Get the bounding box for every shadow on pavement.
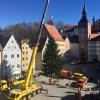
[47,95,61,98]
[64,91,76,94]
[61,95,74,100]
[57,85,66,88]
[70,82,77,88]
[82,93,100,100]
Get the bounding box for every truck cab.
[73,73,83,80]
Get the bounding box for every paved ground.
[31,75,99,100]
[0,62,99,100]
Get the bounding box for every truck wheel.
[32,91,36,96]
[36,89,40,94]
[21,96,26,100]
[27,95,31,100]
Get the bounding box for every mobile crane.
[2,0,50,100]
[0,80,25,92]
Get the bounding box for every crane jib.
[24,0,50,89]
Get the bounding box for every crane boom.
[24,0,50,89]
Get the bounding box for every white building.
[97,41,100,61]
[88,41,97,61]
[1,35,21,79]
[88,34,100,61]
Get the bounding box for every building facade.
[21,40,32,73]
[1,35,21,79]
[42,24,66,59]
[97,41,100,61]
[88,35,100,61]
[88,41,97,61]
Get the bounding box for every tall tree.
[42,37,63,78]
[1,60,14,80]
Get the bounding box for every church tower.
[78,4,91,60]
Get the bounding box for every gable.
[22,42,29,48]
[3,35,21,51]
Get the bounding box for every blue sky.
[0,0,100,28]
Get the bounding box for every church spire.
[82,3,87,16]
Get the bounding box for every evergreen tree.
[42,37,63,78]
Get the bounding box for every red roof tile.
[89,33,100,40]
[44,24,64,41]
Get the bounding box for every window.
[17,54,19,58]
[26,52,28,54]
[11,54,14,58]
[23,64,25,67]
[23,52,24,55]
[17,64,20,68]
[4,55,7,58]
[23,58,25,60]
[26,57,28,60]
[26,47,28,49]
[18,74,20,77]
[26,63,28,66]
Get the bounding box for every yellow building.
[55,41,66,55]
[42,24,66,58]
[21,40,32,73]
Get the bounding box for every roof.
[44,24,64,41]
[78,4,88,27]
[89,33,100,41]
[63,24,75,30]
